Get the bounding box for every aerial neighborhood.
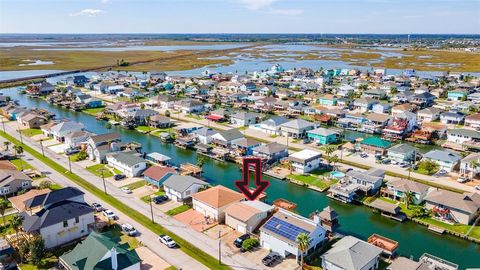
[1,64,479,270]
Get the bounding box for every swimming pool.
[330,171,345,178]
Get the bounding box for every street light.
[149,196,155,223]
[68,155,72,173]
[101,169,107,195]
[1,118,5,133]
[17,128,23,144]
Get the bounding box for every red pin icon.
[234,157,270,201]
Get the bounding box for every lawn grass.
[185,114,203,120]
[166,205,192,216]
[151,128,173,137]
[164,266,178,270]
[82,106,105,116]
[10,158,34,171]
[110,224,142,249]
[0,214,15,237]
[86,164,114,178]
[122,180,145,190]
[20,128,43,137]
[135,125,156,133]
[0,131,231,270]
[140,191,166,203]
[49,183,63,191]
[287,169,337,190]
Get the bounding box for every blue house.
[307,127,339,145]
[162,82,174,91]
[318,94,337,106]
[448,89,468,101]
[143,166,177,188]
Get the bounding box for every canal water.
[1,87,479,268]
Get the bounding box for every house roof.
[193,127,217,137]
[143,166,176,182]
[59,231,141,270]
[253,142,288,155]
[107,151,146,167]
[386,179,430,194]
[24,187,85,209]
[322,236,383,270]
[231,111,258,120]
[418,107,442,115]
[447,128,480,139]
[360,137,392,149]
[0,169,31,187]
[347,169,384,184]
[425,190,480,214]
[280,119,314,130]
[232,138,261,148]
[21,200,93,233]
[8,189,50,212]
[289,149,322,163]
[260,116,289,127]
[216,129,244,142]
[367,113,391,123]
[0,160,16,170]
[388,143,416,155]
[308,127,338,137]
[423,150,461,163]
[89,133,121,144]
[50,121,84,134]
[163,175,207,193]
[224,201,262,222]
[191,185,244,208]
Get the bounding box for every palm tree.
[324,145,335,157]
[0,198,9,226]
[469,160,479,179]
[3,141,10,151]
[13,145,23,157]
[10,214,23,241]
[404,191,414,209]
[296,232,312,269]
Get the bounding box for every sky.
[0,0,479,34]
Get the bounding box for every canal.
[2,87,479,269]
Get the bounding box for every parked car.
[434,169,448,177]
[262,252,281,267]
[153,195,168,204]
[360,153,368,158]
[121,223,138,236]
[381,159,391,164]
[159,234,176,248]
[121,187,132,194]
[102,209,118,220]
[233,234,250,248]
[91,202,103,212]
[64,147,80,155]
[475,185,480,191]
[399,162,410,168]
[457,176,469,183]
[114,174,126,181]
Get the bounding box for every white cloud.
[100,0,110,4]
[270,8,304,16]
[238,0,278,10]
[70,9,104,17]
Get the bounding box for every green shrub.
[241,238,259,251]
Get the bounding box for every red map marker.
[234,157,270,201]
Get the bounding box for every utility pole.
[101,169,107,195]
[149,196,155,223]
[1,118,5,133]
[218,230,222,265]
[40,139,45,156]
[17,128,23,144]
[68,155,72,172]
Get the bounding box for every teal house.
[318,94,338,106]
[307,127,339,145]
[448,89,468,101]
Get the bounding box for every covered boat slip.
[368,199,406,222]
[367,234,399,258]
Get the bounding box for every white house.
[193,127,217,144]
[423,150,461,172]
[191,185,245,223]
[446,128,480,144]
[260,209,326,260]
[48,121,85,142]
[258,116,289,135]
[162,175,208,202]
[106,151,147,177]
[289,149,323,174]
[321,236,382,270]
[224,200,273,233]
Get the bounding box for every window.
[75,217,79,223]
[63,220,68,227]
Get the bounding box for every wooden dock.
[428,225,445,234]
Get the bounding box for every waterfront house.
[207,108,232,122]
[417,107,442,123]
[410,92,436,108]
[192,127,217,144]
[387,143,417,163]
[59,231,141,270]
[106,151,147,177]
[260,209,326,259]
[318,94,338,106]
[363,88,387,100]
[464,113,480,130]
[307,127,339,145]
[336,84,355,97]
[75,94,103,108]
[252,142,289,163]
[440,111,465,125]
[279,119,316,138]
[258,116,289,135]
[230,112,259,126]
[147,95,178,109]
[321,236,382,270]
[64,131,93,148]
[48,121,85,142]
[240,82,257,92]
[27,82,54,96]
[353,97,378,113]
[143,166,176,188]
[17,112,48,129]
[422,150,461,172]
[175,99,205,114]
[359,137,392,155]
[346,168,385,195]
[391,103,416,117]
[211,129,244,147]
[254,97,277,112]
[19,187,94,249]
[231,138,262,156]
[225,200,273,233]
[372,103,392,114]
[388,254,458,270]
[163,174,208,202]
[148,115,171,128]
[363,113,391,134]
[424,190,480,225]
[288,149,323,174]
[382,179,430,205]
[66,75,89,87]
[447,89,469,101]
[86,132,122,163]
[191,185,245,223]
[126,109,159,126]
[446,128,480,145]
[459,152,480,177]
[0,169,32,196]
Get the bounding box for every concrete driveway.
[136,246,171,270]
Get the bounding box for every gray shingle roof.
[163,175,207,193]
[280,119,314,130]
[423,150,461,163]
[322,236,383,270]
[108,151,146,167]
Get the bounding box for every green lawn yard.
[140,191,166,203]
[82,106,105,116]
[86,164,114,178]
[166,205,192,216]
[135,125,156,133]
[122,180,145,190]
[287,169,337,190]
[10,158,34,171]
[20,128,43,137]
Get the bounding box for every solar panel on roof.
[263,216,310,242]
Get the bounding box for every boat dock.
[368,199,406,222]
[428,225,445,234]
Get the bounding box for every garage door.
[237,224,246,233]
